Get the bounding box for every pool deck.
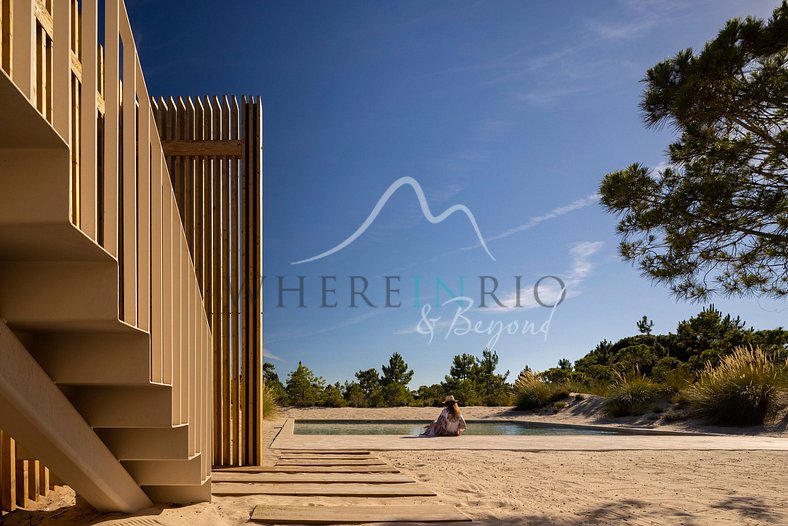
[271,418,788,451]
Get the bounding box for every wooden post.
[15,459,28,508]
[27,459,39,502]
[1,432,16,512]
[39,464,48,497]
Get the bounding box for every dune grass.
[263,384,280,420]
[513,370,570,410]
[603,376,665,417]
[684,346,785,426]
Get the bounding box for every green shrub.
[604,376,664,417]
[513,371,569,410]
[553,401,567,411]
[684,346,784,426]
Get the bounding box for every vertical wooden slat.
[170,96,181,219]
[188,269,195,455]
[172,192,181,424]
[241,96,251,462]
[102,0,119,256]
[180,235,188,425]
[253,96,263,464]
[11,0,33,98]
[137,61,151,332]
[213,96,229,466]
[1,432,15,512]
[184,97,195,257]
[121,39,137,325]
[51,0,69,138]
[1,0,13,75]
[80,0,97,239]
[34,20,42,111]
[150,103,164,385]
[194,97,204,293]
[202,98,213,317]
[162,161,173,389]
[227,95,239,464]
[70,74,80,226]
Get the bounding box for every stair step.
[123,455,202,486]
[96,426,189,460]
[142,476,212,505]
[65,385,173,428]
[0,222,112,262]
[0,261,119,330]
[28,330,150,385]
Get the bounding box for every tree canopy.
[600,2,788,301]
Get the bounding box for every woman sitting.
[421,395,467,437]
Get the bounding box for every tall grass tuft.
[263,384,280,420]
[685,346,784,427]
[604,375,664,417]
[513,370,569,410]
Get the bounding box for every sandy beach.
[4,403,788,525]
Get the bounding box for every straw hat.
[443,395,458,405]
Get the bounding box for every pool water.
[293,420,623,436]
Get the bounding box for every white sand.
[2,402,787,525]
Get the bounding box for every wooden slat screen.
[153,96,263,467]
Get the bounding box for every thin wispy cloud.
[461,192,601,252]
[569,241,604,280]
[263,348,283,362]
[587,18,658,40]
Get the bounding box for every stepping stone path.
[212,450,472,524]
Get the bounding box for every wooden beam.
[160,140,243,159]
[214,465,400,474]
[250,504,471,524]
[212,482,436,497]
[32,0,52,39]
[212,472,413,484]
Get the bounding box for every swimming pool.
[293,419,632,436]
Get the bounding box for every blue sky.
[129,0,786,388]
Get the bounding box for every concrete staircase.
[0,2,211,509]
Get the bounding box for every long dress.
[421,408,467,436]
